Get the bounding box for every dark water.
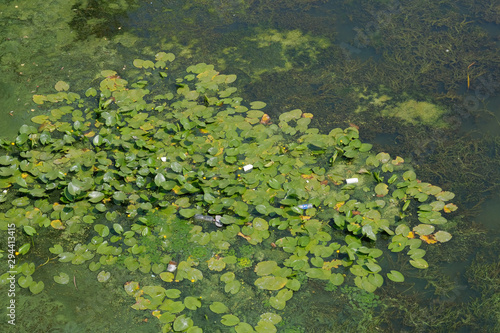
[0,0,499,332]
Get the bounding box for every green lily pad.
[55,81,70,91]
[434,230,452,242]
[374,183,389,196]
[184,296,202,310]
[173,315,193,331]
[166,289,181,298]
[254,276,288,290]
[210,301,229,314]
[221,314,240,326]
[54,272,70,284]
[29,281,45,294]
[207,257,226,271]
[18,275,33,288]
[413,224,435,235]
[387,270,405,282]
[410,258,429,269]
[97,271,111,282]
[435,191,455,201]
[254,261,279,276]
[224,280,241,294]
[235,322,255,333]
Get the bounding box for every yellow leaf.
[322,259,342,270]
[50,220,65,230]
[33,95,48,104]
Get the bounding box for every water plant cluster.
[0,52,456,332]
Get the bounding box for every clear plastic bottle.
[194,214,215,222]
[297,203,313,210]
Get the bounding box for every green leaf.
[88,191,105,203]
[210,302,229,314]
[434,231,452,243]
[18,243,31,255]
[23,225,37,236]
[184,296,202,310]
[413,224,435,235]
[166,289,182,298]
[173,315,193,331]
[49,244,63,254]
[410,258,429,269]
[55,81,70,91]
[94,224,109,237]
[435,191,455,201]
[18,275,33,288]
[97,271,111,282]
[179,208,197,218]
[221,314,240,326]
[358,143,373,152]
[235,322,255,333]
[254,276,288,290]
[29,281,45,294]
[54,272,70,284]
[387,270,405,282]
[374,183,389,196]
[224,280,241,294]
[250,101,267,109]
[254,261,279,276]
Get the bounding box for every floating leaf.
[29,281,44,294]
[173,315,193,331]
[23,225,37,236]
[434,231,452,243]
[410,258,429,269]
[443,203,458,213]
[184,296,202,310]
[221,314,240,326]
[387,270,405,282]
[55,81,70,91]
[435,191,455,201]
[54,272,70,284]
[374,183,389,196]
[97,271,111,282]
[413,224,435,235]
[254,276,288,290]
[88,191,105,203]
[166,289,181,298]
[235,322,255,333]
[210,302,229,314]
[224,280,241,294]
[207,257,226,271]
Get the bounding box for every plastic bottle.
[214,215,223,228]
[297,203,313,210]
[345,178,358,184]
[194,214,215,222]
[243,164,253,172]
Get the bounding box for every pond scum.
[0,52,457,332]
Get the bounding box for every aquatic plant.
[0,52,456,331]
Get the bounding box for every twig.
[73,275,78,290]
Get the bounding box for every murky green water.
[1,0,499,332]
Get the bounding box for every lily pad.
[434,230,452,242]
[221,314,240,326]
[97,271,111,282]
[254,276,288,290]
[29,281,45,294]
[184,296,202,310]
[387,270,405,282]
[54,272,70,284]
[413,224,435,235]
[210,301,229,314]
